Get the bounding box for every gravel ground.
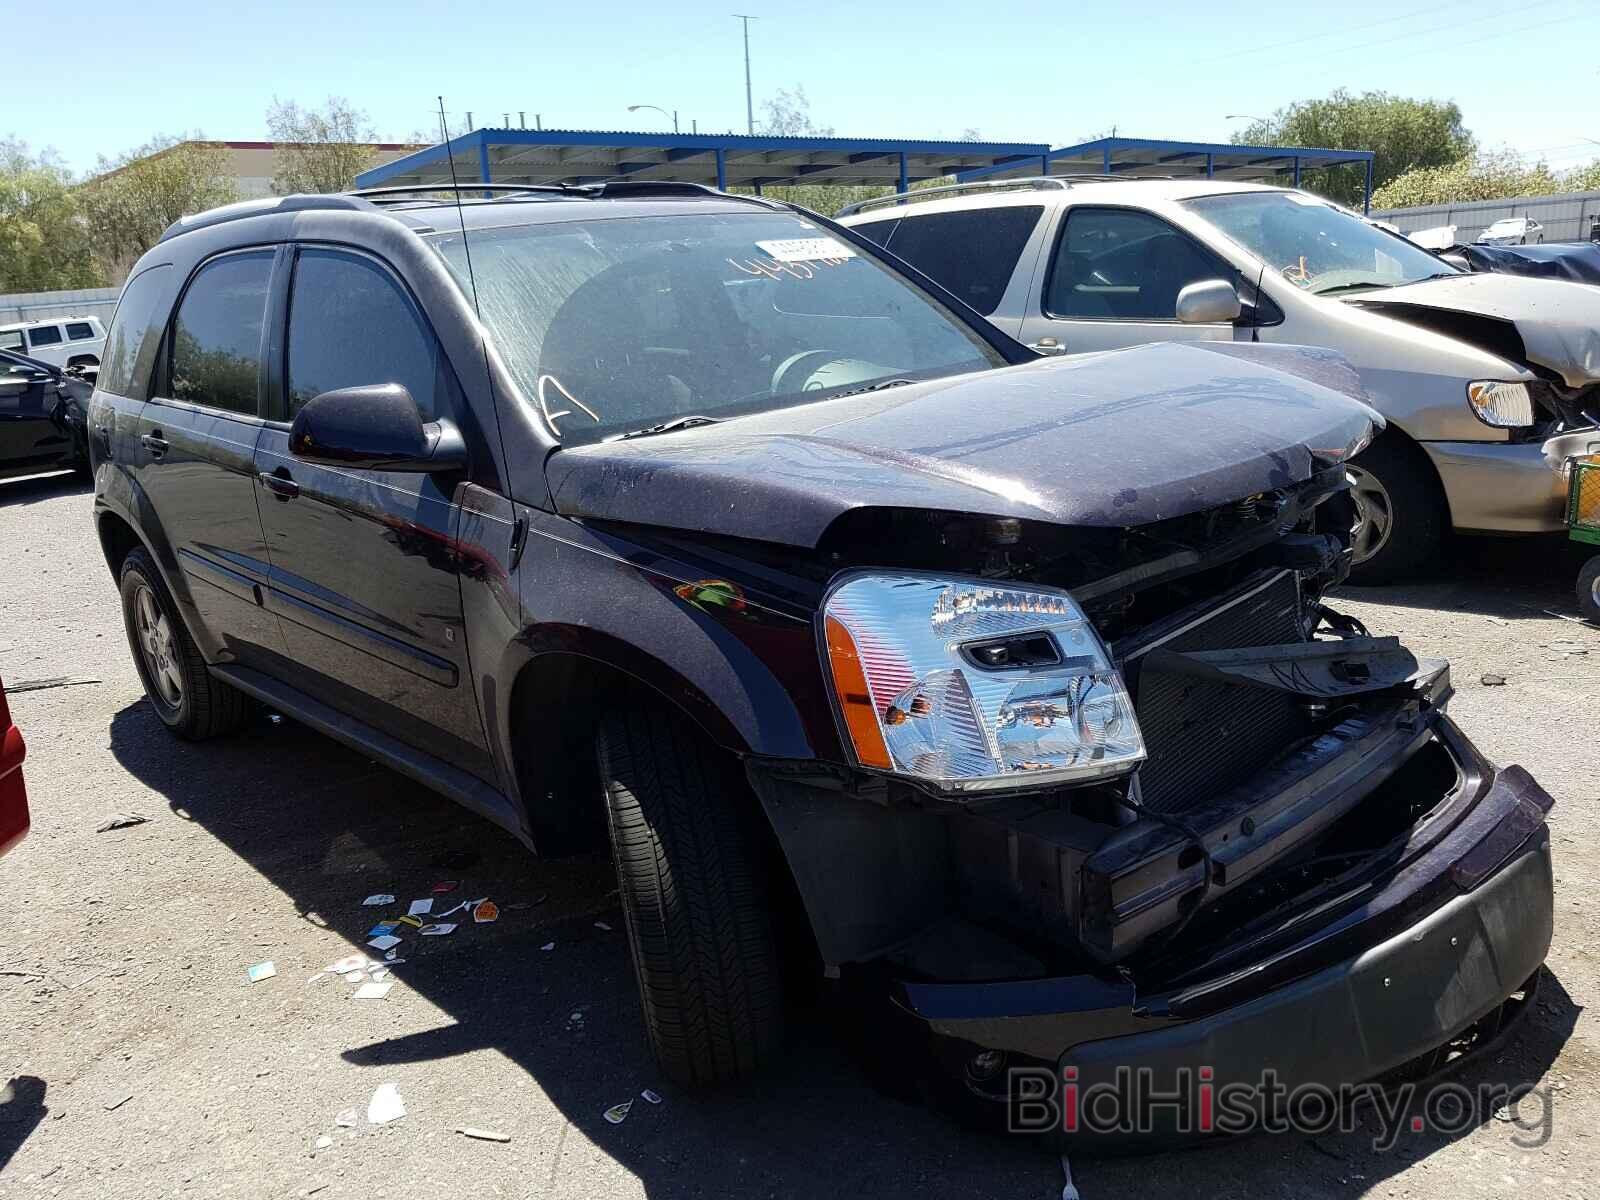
[0,470,1596,1200]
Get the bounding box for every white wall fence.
[1373,190,1600,245]
[0,286,122,326]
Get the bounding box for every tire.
[119,547,250,739]
[596,705,783,1087]
[1578,556,1600,625]
[1345,431,1449,584]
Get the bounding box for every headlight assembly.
[821,573,1145,794]
[1467,380,1535,428]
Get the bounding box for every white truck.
[0,316,106,373]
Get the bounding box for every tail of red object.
[0,679,29,858]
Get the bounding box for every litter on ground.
[246,961,277,983]
[474,900,499,924]
[362,894,395,907]
[96,812,148,832]
[314,1135,333,1150]
[334,1108,358,1128]
[419,923,457,937]
[367,1082,406,1125]
[367,935,402,952]
[641,1089,662,1105]
[603,1100,632,1125]
[1481,673,1507,686]
[353,980,393,1001]
[541,942,555,952]
[407,899,433,917]
[456,1126,512,1143]
[431,881,459,894]
[594,921,612,932]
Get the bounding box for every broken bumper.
[895,760,1554,1138]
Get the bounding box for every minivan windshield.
[429,210,1007,445]
[1183,191,1457,296]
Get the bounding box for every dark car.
[0,348,92,482]
[89,184,1554,1131]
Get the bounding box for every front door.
[252,245,488,777]
[1019,205,1242,355]
[133,248,284,669]
[0,362,72,475]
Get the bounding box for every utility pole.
[733,14,756,135]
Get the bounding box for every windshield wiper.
[618,414,723,440]
[827,378,917,400]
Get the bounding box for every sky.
[9,0,1600,176]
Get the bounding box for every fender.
[491,512,842,833]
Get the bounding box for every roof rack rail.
[157,193,391,244]
[833,173,1176,219]
[348,183,579,206]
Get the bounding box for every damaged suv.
[90,184,1554,1125]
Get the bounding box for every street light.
[627,104,679,134]
[1225,114,1271,126]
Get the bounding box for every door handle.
[140,431,169,456]
[259,469,299,500]
[1030,337,1068,356]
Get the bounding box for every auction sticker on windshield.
[755,238,857,263]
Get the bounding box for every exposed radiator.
[1127,572,1308,815]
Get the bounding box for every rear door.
[134,248,284,668]
[252,245,487,776]
[1019,205,1242,353]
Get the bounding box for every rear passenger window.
[0,330,22,353]
[99,264,173,400]
[28,325,62,347]
[882,207,1042,316]
[66,322,95,340]
[286,248,446,421]
[170,251,273,415]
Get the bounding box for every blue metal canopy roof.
[354,128,1053,194]
[958,136,1378,210]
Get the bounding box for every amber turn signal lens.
[823,615,892,769]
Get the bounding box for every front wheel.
[1345,432,1448,584]
[597,705,783,1087]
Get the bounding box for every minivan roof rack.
[834,174,1172,219]
[157,192,405,243]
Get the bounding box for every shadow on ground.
[1338,532,1594,623]
[0,1076,48,1171]
[0,471,88,510]
[97,534,1583,1197]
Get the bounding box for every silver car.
[838,180,1599,581]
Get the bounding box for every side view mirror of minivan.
[288,383,467,473]
[1176,279,1243,325]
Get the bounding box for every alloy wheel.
[134,584,183,707]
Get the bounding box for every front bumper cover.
[892,758,1555,1136]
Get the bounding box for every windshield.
[1183,191,1457,295]
[429,211,1006,444]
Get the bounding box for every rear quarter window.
[66,322,96,340]
[880,206,1043,316]
[98,265,174,400]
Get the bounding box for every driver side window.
[1045,207,1230,321]
[286,248,447,421]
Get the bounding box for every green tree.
[757,85,834,137]
[1372,149,1560,208]
[1233,90,1474,206]
[1564,159,1600,193]
[266,96,380,194]
[79,136,239,279]
[0,139,102,292]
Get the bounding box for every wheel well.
[66,353,99,368]
[96,511,142,581]
[1370,423,1453,523]
[508,653,717,854]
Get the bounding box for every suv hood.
[1350,272,1600,387]
[545,342,1380,548]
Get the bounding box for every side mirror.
[1176,279,1243,325]
[288,383,467,473]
